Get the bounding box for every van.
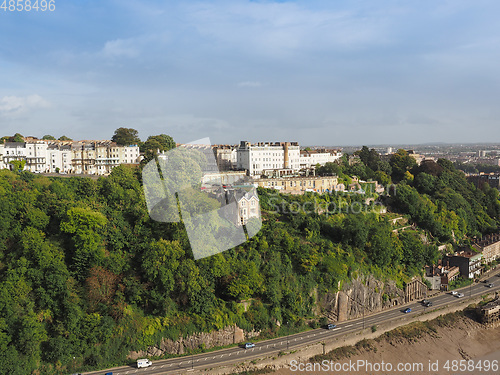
[137,359,152,368]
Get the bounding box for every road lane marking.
[345,324,352,327]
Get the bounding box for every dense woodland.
[0,144,499,374]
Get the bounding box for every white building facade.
[299,149,343,169]
[237,141,300,176]
[1,139,141,174]
[0,144,6,169]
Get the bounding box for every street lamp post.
[345,294,365,330]
[191,338,194,369]
[362,306,365,330]
[286,321,289,350]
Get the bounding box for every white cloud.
[0,94,51,116]
[102,38,140,59]
[184,1,391,58]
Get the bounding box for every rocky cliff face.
[130,274,408,359]
[319,274,406,322]
[128,325,259,359]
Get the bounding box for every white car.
[137,359,152,368]
[450,291,458,295]
[456,293,465,298]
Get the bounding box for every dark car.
[422,299,430,305]
[424,301,433,307]
[487,283,494,288]
[326,323,337,330]
[403,308,411,313]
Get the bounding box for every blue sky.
[1,0,500,145]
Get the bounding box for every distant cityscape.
[1,137,499,192]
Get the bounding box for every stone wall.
[128,325,258,360]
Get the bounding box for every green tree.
[390,149,417,182]
[111,127,141,146]
[42,135,56,140]
[9,160,26,172]
[141,134,176,162]
[58,135,72,141]
[142,239,184,294]
[356,146,380,171]
[60,207,108,279]
[316,162,342,176]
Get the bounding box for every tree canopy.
[111,127,141,146]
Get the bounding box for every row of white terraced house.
[0,139,142,175]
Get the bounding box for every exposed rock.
[128,324,256,359]
[319,274,407,322]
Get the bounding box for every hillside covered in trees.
[0,148,499,374]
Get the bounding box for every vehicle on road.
[403,308,411,313]
[137,359,152,368]
[424,301,433,307]
[456,293,465,298]
[422,299,430,305]
[244,342,255,349]
[487,283,494,288]
[450,291,458,295]
[326,323,337,330]
[105,373,113,375]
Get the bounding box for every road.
[84,273,500,375]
